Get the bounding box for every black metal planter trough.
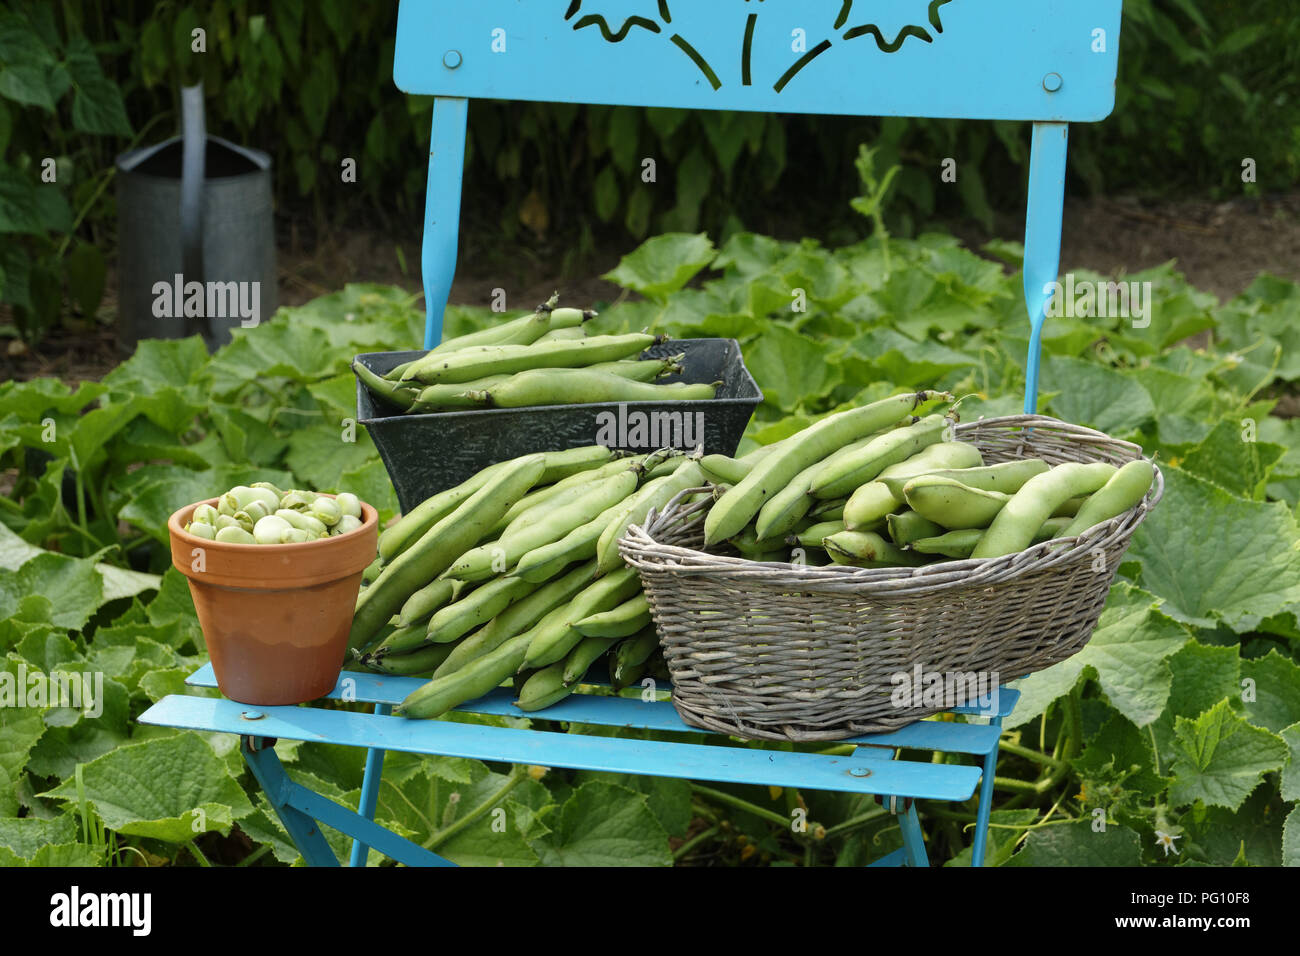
[355,337,763,513]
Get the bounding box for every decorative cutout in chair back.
[396,1,1122,121]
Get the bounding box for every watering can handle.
[179,83,211,342]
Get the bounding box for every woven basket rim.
[619,413,1164,597]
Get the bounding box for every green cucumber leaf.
[23,674,131,780]
[533,781,671,867]
[1239,650,1300,733]
[0,656,48,815]
[0,842,105,867]
[0,553,103,631]
[307,372,362,419]
[713,232,796,277]
[944,809,1040,867]
[570,769,692,840]
[1179,419,1286,499]
[742,326,843,414]
[1041,356,1156,437]
[144,568,200,632]
[285,423,377,492]
[237,808,308,865]
[1280,722,1300,803]
[1184,785,1287,866]
[41,733,253,842]
[1284,807,1300,867]
[204,321,337,398]
[101,336,210,395]
[1005,584,1188,730]
[0,813,77,859]
[1128,467,1300,631]
[603,232,716,301]
[374,761,543,867]
[1074,711,1170,804]
[1003,819,1142,866]
[209,406,289,468]
[1169,699,1288,810]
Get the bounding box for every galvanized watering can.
[115,83,277,351]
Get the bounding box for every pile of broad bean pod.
[348,445,696,716]
[352,390,1154,719]
[354,295,716,413]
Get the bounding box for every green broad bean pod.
[901,476,1012,530]
[467,368,717,409]
[348,454,546,652]
[1054,459,1155,538]
[705,391,949,546]
[971,462,1118,559]
[400,333,656,385]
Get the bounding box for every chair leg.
[898,802,929,867]
[288,782,455,867]
[243,729,454,868]
[349,702,392,867]
[242,736,341,867]
[969,714,1005,867]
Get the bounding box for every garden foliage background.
[1,0,1299,866]
[3,0,1299,342]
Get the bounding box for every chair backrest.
[393,0,1124,411]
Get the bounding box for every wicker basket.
[617,415,1164,741]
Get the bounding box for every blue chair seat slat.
[183,665,1005,754]
[949,688,1021,719]
[139,695,982,801]
[186,661,638,702]
[851,720,1001,756]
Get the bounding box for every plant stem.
[986,815,1081,831]
[689,800,721,824]
[1006,686,1085,797]
[1035,788,1073,827]
[186,839,212,867]
[672,825,719,862]
[992,775,1042,793]
[425,766,526,850]
[74,468,91,544]
[1065,685,1083,756]
[113,843,150,868]
[823,807,889,839]
[689,784,791,829]
[85,475,118,550]
[237,845,272,867]
[998,739,1063,769]
[1051,713,1067,761]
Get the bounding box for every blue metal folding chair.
[140,0,1123,866]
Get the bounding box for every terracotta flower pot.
[168,495,378,706]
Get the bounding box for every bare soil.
[7,190,1299,387]
[954,191,1300,303]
